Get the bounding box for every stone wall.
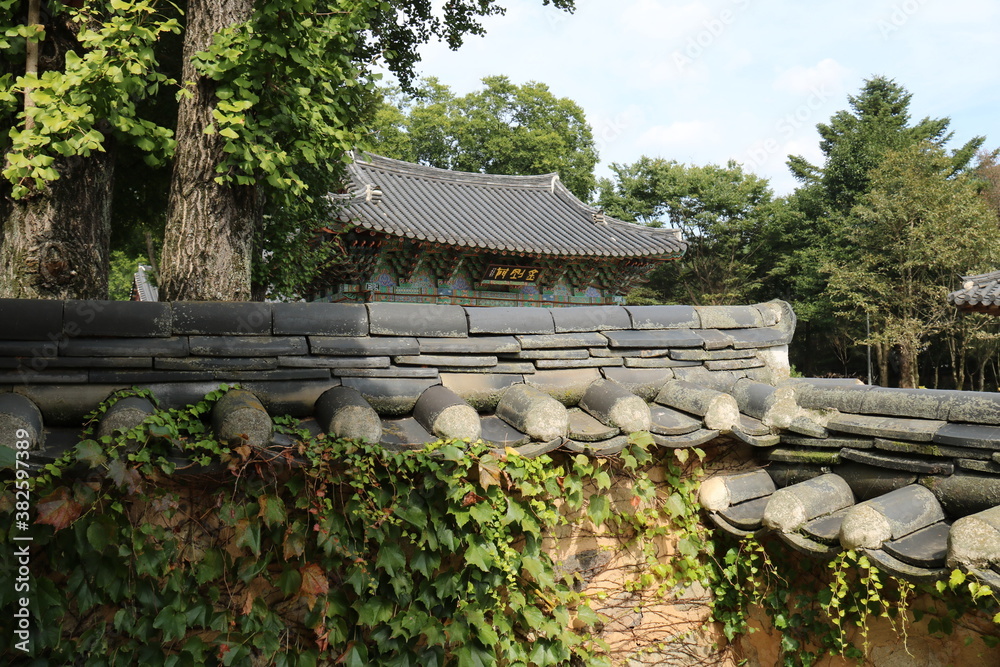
[0,298,794,442]
[3,297,1000,665]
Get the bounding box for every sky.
[395,0,1000,196]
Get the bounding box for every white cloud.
[397,0,999,197]
[619,0,716,41]
[639,121,719,157]
[772,58,851,97]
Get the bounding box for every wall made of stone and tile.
[0,298,794,431]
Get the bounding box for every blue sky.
[397,0,1000,196]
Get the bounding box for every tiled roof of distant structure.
[332,152,687,260]
[131,265,159,302]
[948,270,1000,313]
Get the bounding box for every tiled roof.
[334,153,687,259]
[5,298,1000,587]
[132,265,159,302]
[701,379,1000,586]
[948,270,1000,312]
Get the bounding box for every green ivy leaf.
[411,549,440,578]
[465,539,493,572]
[357,596,394,627]
[587,495,610,527]
[338,643,368,667]
[234,519,261,556]
[86,518,116,553]
[454,643,493,667]
[394,502,427,529]
[258,494,287,528]
[75,439,106,467]
[0,445,15,469]
[196,549,224,585]
[152,606,187,642]
[277,567,301,596]
[376,543,406,576]
[575,604,601,627]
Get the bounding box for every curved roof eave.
[333,152,688,260]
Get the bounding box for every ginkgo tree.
[0,0,575,300]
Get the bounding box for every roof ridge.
[351,151,558,190]
[337,151,688,259]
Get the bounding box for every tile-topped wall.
[0,298,795,425]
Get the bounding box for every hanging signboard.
[480,265,542,285]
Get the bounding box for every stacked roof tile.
[4,298,1000,587]
[334,153,686,259]
[701,378,1000,587]
[948,270,1000,313]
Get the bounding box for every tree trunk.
[0,150,114,299]
[899,347,917,388]
[0,6,114,300]
[876,342,889,387]
[159,0,258,301]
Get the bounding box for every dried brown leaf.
[36,487,84,531]
[299,563,329,610]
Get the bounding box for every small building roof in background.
[132,264,159,302]
[948,270,1000,314]
[333,152,686,260]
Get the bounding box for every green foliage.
[1,0,180,199]
[2,1,578,298]
[787,76,983,216]
[596,157,782,306]
[4,387,1000,665]
[368,75,599,200]
[771,77,996,383]
[824,141,1000,387]
[107,250,147,300]
[0,387,629,666]
[707,536,1000,666]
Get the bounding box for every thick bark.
[160,0,258,301]
[899,342,918,388]
[0,150,114,299]
[876,342,889,387]
[0,7,113,300]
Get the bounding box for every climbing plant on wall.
[3,387,1000,666]
[0,387,662,666]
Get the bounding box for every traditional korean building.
[308,153,686,306]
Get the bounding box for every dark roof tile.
[338,153,686,259]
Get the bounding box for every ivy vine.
[3,387,1000,666]
[0,387,662,666]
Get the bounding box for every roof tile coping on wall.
[0,298,797,339]
[6,298,1000,587]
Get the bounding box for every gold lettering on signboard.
[482,264,542,284]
